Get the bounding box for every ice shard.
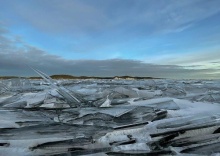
[31,67,82,107]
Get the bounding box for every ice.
[100,95,111,107]
[1,73,220,155]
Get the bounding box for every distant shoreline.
[0,75,158,80]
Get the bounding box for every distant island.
[0,75,158,80]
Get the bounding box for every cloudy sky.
[0,0,220,79]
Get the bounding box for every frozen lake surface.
[0,78,220,155]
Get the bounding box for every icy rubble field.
[0,78,220,156]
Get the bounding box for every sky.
[0,0,220,79]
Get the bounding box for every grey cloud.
[0,22,219,79]
[0,28,218,79]
[1,52,218,79]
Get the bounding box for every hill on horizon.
[0,74,157,80]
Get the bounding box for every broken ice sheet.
[1,74,220,155]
